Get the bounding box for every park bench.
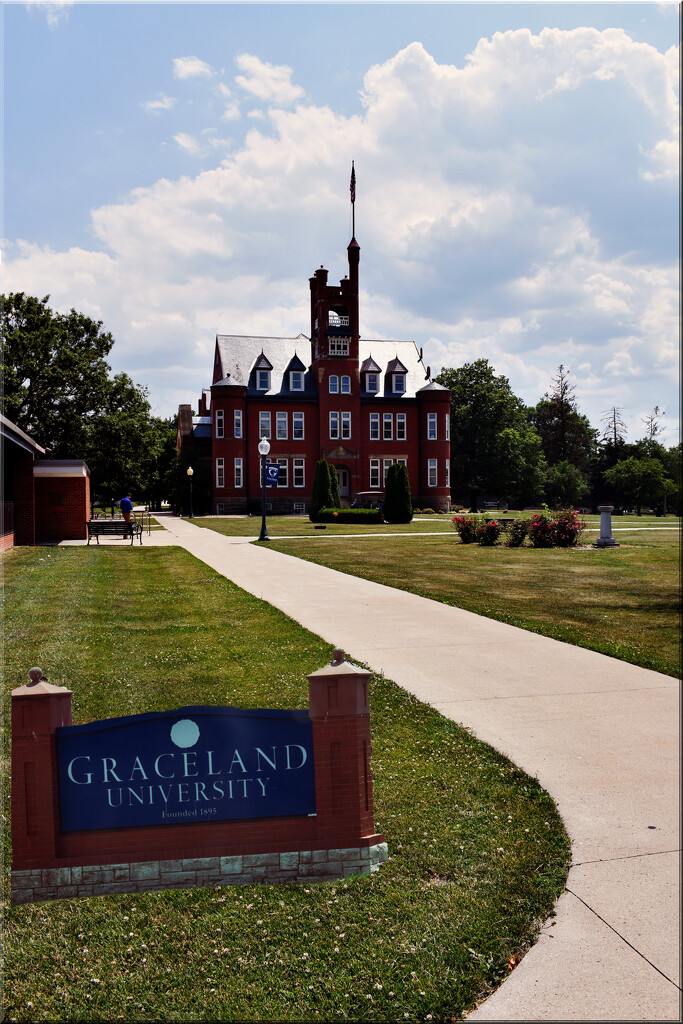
[87,518,143,545]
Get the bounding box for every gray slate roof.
[214,334,432,400]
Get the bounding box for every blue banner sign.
[265,463,280,486]
[56,706,315,832]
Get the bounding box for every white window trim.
[369,413,379,440]
[383,413,393,441]
[428,458,438,487]
[369,458,380,489]
[329,375,339,394]
[341,375,351,394]
[257,370,271,391]
[366,373,379,392]
[292,411,305,440]
[259,411,271,439]
[216,458,225,489]
[329,411,340,440]
[428,413,437,440]
[290,371,304,391]
[234,457,243,488]
[276,411,288,440]
[293,458,305,488]
[396,412,406,441]
[341,411,351,440]
[392,374,406,393]
[215,409,224,439]
[276,458,288,488]
[234,409,243,439]
[445,414,450,441]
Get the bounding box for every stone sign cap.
[12,667,73,698]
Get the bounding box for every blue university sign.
[265,463,280,486]
[56,706,315,832]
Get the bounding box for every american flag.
[350,163,356,204]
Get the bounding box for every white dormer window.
[257,370,271,390]
[290,371,304,391]
[366,372,379,392]
[392,373,406,394]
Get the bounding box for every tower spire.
[350,161,356,239]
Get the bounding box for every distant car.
[350,491,384,510]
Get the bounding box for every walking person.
[120,492,134,539]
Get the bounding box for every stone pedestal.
[594,505,620,548]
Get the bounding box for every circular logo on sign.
[170,719,200,748]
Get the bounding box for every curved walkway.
[153,517,680,1020]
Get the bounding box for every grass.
[2,546,570,1022]
[265,531,680,678]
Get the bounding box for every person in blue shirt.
[120,493,133,539]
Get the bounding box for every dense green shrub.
[383,463,413,523]
[476,518,503,546]
[452,515,479,543]
[310,459,339,521]
[506,518,529,547]
[315,507,383,524]
[328,461,341,508]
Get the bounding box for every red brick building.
[178,236,451,514]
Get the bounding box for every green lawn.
[193,516,681,678]
[2,546,570,1022]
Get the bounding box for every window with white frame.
[276,458,288,487]
[341,411,351,440]
[293,458,305,488]
[234,409,243,438]
[259,411,271,439]
[329,337,349,356]
[276,412,288,440]
[216,458,225,488]
[392,373,406,393]
[383,413,393,440]
[366,372,379,392]
[257,369,271,390]
[428,459,438,487]
[293,412,304,440]
[290,371,304,391]
[445,458,450,488]
[329,411,340,440]
[329,375,339,394]
[215,409,224,439]
[396,412,406,441]
[234,458,243,488]
[397,458,407,469]
[370,458,380,489]
[341,375,351,394]
[369,413,379,440]
[427,413,437,440]
[383,459,393,484]
[445,414,450,441]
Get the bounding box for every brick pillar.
[308,650,377,844]
[11,669,73,870]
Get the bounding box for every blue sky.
[4,1,680,444]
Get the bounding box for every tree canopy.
[529,364,597,473]
[1,293,174,503]
[436,359,546,509]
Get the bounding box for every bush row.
[452,507,586,548]
[314,508,384,524]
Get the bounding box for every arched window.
[329,375,339,394]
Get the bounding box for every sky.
[3,1,680,445]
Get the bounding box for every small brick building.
[178,236,452,513]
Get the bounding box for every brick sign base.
[11,654,386,904]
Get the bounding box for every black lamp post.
[186,466,194,519]
[258,437,270,541]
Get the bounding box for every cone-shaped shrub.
[310,459,336,521]
[383,463,413,523]
[327,461,341,508]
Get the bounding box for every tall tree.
[642,405,666,440]
[1,293,173,502]
[601,407,627,447]
[529,364,597,472]
[436,359,545,509]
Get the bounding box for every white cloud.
[4,30,679,437]
[234,53,305,106]
[173,132,201,155]
[26,1,73,30]
[173,56,213,80]
[143,94,176,114]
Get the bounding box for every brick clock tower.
[182,172,452,514]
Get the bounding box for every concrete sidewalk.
[140,517,682,1019]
